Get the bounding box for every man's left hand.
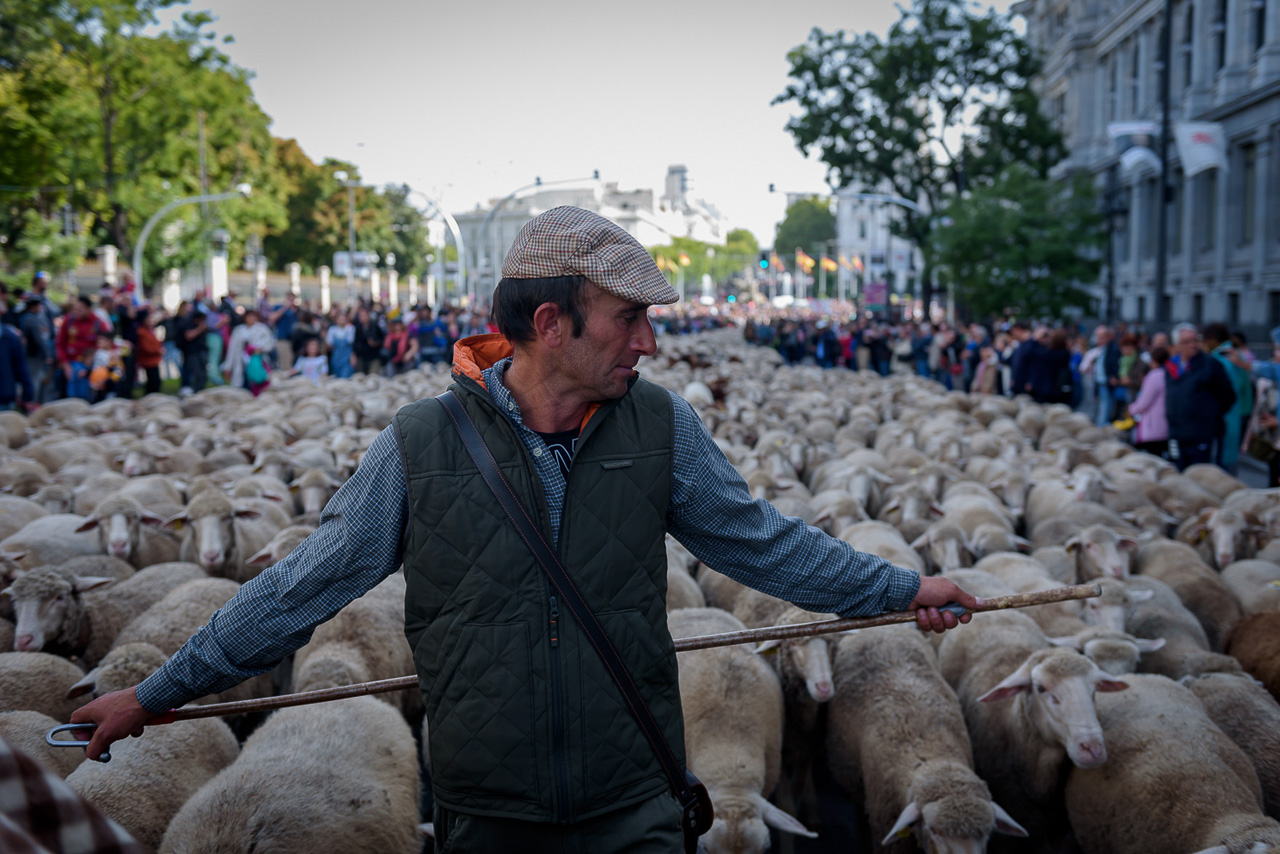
[909,576,982,633]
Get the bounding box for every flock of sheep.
[1,325,1279,854]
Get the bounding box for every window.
[1130,40,1141,112]
[1108,55,1119,121]
[1144,178,1160,259]
[1161,294,1173,322]
[859,220,867,239]
[1138,295,1147,321]
[1255,0,1267,53]
[1118,187,1132,262]
[1170,172,1183,256]
[1053,93,1067,130]
[1199,170,1218,252]
[1228,292,1241,325]
[1241,143,1257,245]
[1183,2,1195,88]
[1194,292,1205,323]
[1269,291,1280,324]
[1215,0,1228,70]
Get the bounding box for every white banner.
[1175,122,1228,177]
[1109,121,1161,175]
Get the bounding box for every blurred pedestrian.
[1165,323,1236,471]
[353,306,384,375]
[326,311,355,378]
[18,296,53,403]
[1128,346,1170,457]
[134,308,163,396]
[0,299,34,412]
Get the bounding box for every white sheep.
[0,513,103,570]
[1122,576,1242,679]
[1221,559,1280,614]
[288,468,342,517]
[167,491,286,582]
[0,495,48,540]
[4,562,206,666]
[1064,673,1280,854]
[837,520,926,575]
[159,697,420,854]
[74,493,181,569]
[243,523,315,570]
[1048,626,1166,676]
[1135,538,1242,652]
[0,709,85,776]
[66,712,240,850]
[0,651,90,720]
[1177,507,1269,570]
[826,624,1027,850]
[936,609,1128,839]
[669,607,814,852]
[1183,671,1280,820]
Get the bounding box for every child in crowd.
[88,334,123,402]
[67,349,93,401]
[288,336,329,386]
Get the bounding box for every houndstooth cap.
[502,206,679,305]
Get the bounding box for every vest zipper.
[547,593,571,823]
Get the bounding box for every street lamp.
[132,183,251,297]
[1102,165,1130,324]
[333,170,358,305]
[406,189,468,307]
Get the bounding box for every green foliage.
[9,209,87,275]
[773,197,835,260]
[774,0,1064,304]
[932,164,1103,319]
[648,230,763,286]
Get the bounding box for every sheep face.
[1186,509,1266,571]
[178,506,260,574]
[758,635,834,703]
[979,649,1128,769]
[5,571,111,653]
[120,448,156,478]
[1067,529,1138,580]
[699,792,814,854]
[1082,597,1127,632]
[882,796,1027,854]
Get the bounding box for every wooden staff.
[140,584,1100,724]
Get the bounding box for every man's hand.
[909,576,982,633]
[68,688,155,762]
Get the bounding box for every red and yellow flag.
[821,256,839,272]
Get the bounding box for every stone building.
[1014,0,1280,333]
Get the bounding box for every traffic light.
[758,251,769,270]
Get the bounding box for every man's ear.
[532,302,569,348]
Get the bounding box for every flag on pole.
[771,252,785,272]
[852,255,864,274]
[678,252,692,266]
[1174,122,1228,177]
[821,256,839,272]
[655,255,667,270]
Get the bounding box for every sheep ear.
[1048,636,1084,650]
[418,823,434,840]
[882,498,901,514]
[871,470,895,484]
[71,576,114,593]
[756,795,817,838]
[1013,536,1033,552]
[260,492,286,503]
[1093,674,1130,692]
[162,513,189,531]
[1133,637,1166,653]
[909,534,930,552]
[992,802,1029,837]
[979,664,1033,702]
[67,667,99,699]
[881,801,921,845]
[1128,589,1154,603]
[0,549,29,562]
[754,639,781,655]
[74,516,100,533]
[929,502,946,517]
[1118,537,1139,552]
[246,546,275,567]
[139,511,166,527]
[233,508,262,520]
[1064,537,1082,555]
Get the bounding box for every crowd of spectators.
[737,308,1272,481]
[1,275,1272,483]
[0,272,498,409]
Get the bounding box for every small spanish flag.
[821,256,839,272]
[678,252,692,267]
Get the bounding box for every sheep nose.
[811,681,834,702]
[200,552,222,566]
[1073,739,1107,768]
[15,634,36,651]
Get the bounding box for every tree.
[773,197,835,262]
[9,209,87,276]
[932,164,1103,319]
[774,0,1064,309]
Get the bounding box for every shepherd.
[73,206,980,853]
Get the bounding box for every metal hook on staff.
[47,584,1101,749]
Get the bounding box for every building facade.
[834,186,924,311]
[454,166,730,300]
[1015,0,1280,334]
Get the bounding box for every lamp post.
[333,170,358,306]
[1102,165,1130,325]
[406,189,468,306]
[477,171,600,297]
[132,184,251,298]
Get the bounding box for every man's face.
[1177,330,1200,360]
[559,289,657,400]
[1150,332,1169,350]
[1096,327,1112,346]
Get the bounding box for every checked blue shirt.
[136,359,921,713]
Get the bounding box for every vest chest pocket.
[599,459,633,470]
[427,621,543,806]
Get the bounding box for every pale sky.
[171,0,1014,245]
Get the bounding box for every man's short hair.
[77,295,92,309]
[1171,322,1199,342]
[492,275,591,344]
[1202,322,1229,345]
[1011,321,1031,332]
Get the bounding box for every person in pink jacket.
[1128,345,1170,457]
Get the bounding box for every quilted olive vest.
[392,372,684,823]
